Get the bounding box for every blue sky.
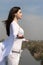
[0,0,43,40]
[0,0,43,19]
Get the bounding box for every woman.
[0,6,28,65]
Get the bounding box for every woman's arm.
[17,34,29,42]
[11,22,19,38]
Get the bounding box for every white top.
[10,20,24,38]
[10,20,26,52]
[0,20,26,62]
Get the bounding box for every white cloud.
[22,14,43,40]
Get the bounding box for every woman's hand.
[17,34,24,39]
[25,39,29,42]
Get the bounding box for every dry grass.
[22,40,43,61]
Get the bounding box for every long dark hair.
[5,7,21,36]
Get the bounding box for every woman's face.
[15,9,22,19]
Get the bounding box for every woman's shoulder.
[10,21,18,27]
[10,21,20,31]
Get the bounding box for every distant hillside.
[0,21,7,41]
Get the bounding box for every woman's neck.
[13,17,18,23]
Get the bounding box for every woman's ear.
[15,13,17,16]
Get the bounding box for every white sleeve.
[11,23,19,38]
